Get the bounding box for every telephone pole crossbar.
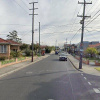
[29,2,38,62]
[77,0,92,69]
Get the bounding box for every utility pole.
[39,22,41,56]
[29,2,38,62]
[78,0,92,69]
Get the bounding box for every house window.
[0,45,7,53]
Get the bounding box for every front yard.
[1,56,31,65]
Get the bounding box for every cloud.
[0,0,99,46]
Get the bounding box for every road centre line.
[88,82,92,85]
[93,88,100,93]
[84,77,87,80]
[81,73,83,76]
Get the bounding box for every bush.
[10,51,22,58]
[0,56,6,60]
[24,49,31,56]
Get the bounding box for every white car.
[59,53,67,61]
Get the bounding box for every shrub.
[10,51,22,58]
[0,56,6,60]
[24,49,31,56]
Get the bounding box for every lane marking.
[81,73,83,76]
[93,88,100,93]
[88,82,92,85]
[48,99,54,100]
[84,77,87,80]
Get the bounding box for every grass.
[1,56,31,65]
[1,59,16,65]
[18,57,26,61]
[95,67,100,71]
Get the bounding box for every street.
[0,54,100,100]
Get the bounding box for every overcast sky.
[0,0,100,46]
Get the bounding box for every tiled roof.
[89,43,100,48]
[6,40,20,45]
[0,38,9,44]
[0,38,20,45]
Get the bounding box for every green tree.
[30,44,40,55]
[7,30,22,43]
[20,44,29,51]
[85,47,98,58]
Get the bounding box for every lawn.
[95,67,100,71]
[1,56,31,65]
[1,59,16,65]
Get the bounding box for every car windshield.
[60,54,66,56]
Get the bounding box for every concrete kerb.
[0,55,50,79]
[68,57,83,72]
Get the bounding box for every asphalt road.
[0,54,100,100]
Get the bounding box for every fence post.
[16,58,17,62]
[0,62,1,67]
[87,60,89,65]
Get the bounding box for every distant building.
[76,41,99,53]
[89,41,99,45]
[76,41,89,52]
[89,43,100,52]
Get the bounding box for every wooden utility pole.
[78,0,92,69]
[29,2,38,62]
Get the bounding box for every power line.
[13,0,29,13]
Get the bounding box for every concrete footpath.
[68,54,100,76]
[0,54,50,78]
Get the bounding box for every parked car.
[59,53,67,61]
[55,51,59,55]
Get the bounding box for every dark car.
[55,51,59,55]
[59,53,67,61]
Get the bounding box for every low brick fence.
[0,56,38,68]
[95,61,100,66]
[75,56,89,65]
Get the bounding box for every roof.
[89,43,100,48]
[0,38,20,45]
[0,38,9,44]
[6,40,20,45]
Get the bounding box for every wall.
[10,45,20,51]
[0,45,10,58]
[75,56,89,65]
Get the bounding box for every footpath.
[68,54,100,76]
[0,54,50,78]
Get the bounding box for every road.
[0,54,100,100]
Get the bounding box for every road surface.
[0,54,100,100]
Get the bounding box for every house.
[0,38,21,58]
[89,43,100,52]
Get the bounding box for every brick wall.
[75,56,89,65]
[0,45,10,58]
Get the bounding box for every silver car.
[59,53,67,61]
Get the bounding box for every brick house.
[0,38,21,58]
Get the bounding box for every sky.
[0,0,100,46]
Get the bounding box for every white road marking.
[48,99,54,100]
[81,73,83,76]
[88,82,92,85]
[84,77,87,80]
[93,88,100,93]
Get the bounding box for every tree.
[20,44,29,51]
[85,47,98,58]
[30,44,40,55]
[7,30,22,43]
